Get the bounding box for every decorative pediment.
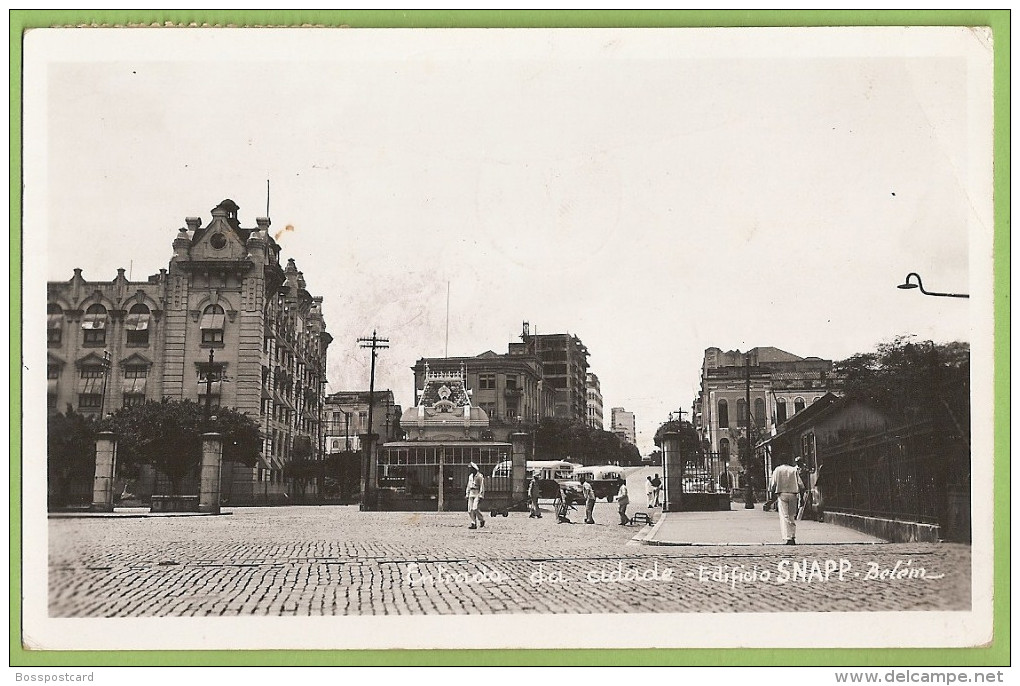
[47,351,66,366]
[119,352,153,367]
[74,351,109,368]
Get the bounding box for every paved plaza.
[49,496,971,617]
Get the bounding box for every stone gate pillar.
[360,432,379,511]
[510,432,529,503]
[91,431,118,512]
[661,431,682,512]
[199,432,223,514]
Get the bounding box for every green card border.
[9,9,1010,668]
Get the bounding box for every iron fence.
[820,421,969,526]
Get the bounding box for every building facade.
[585,372,604,430]
[694,346,836,488]
[610,407,636,444]
[324,390,401,453]
[47,199,332,504]
[411,351,553,441]
[514,322,589,423]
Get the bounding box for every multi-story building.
[514,322,589,423]
[324,390,401,453]
[610,407,636,444]
[411,351,553,441]
[694,346,836,487]
[46,198,332,503]
[585,372,604,430]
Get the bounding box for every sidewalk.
[48,508,229,519]
[633,505,886,546]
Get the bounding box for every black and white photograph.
[22,25,996,653]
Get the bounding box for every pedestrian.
[645,475,654,508]
[528,471,542,518]
[651,473,662,507]
[617,481,630,525]
[795,456,814,521]
[556,486,575,524]
[769,457,805,544]
[466,462,486,530]
[580,474,597,524]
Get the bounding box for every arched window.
[47,303,63,346]
[719,438,730,460]
[776,398,788,425]
[200,304,225,345]
[331,439,340,450]
[126,303,151,346]
[794,397,806,414]
[736,398,747,427]
[717,399,729,428]
[82,304,107,345]
[754,398,765,427]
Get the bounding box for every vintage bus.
[491,459,580,498]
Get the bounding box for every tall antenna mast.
[266,178,270,217]
[445,280,450,358]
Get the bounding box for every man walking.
[617,481,631,525]
[769,457,805,544]
[466,462,486,530]
[580,474,597,524]
[645,475,654,509]
[528,472,542,518]
[651,473,662,507]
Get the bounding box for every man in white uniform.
[466,462,486,530]
[769,457,805,545]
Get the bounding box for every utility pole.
[744,351,755,509]
[204,348,218,429]
[358,331,389,510]
[99,349,111,420]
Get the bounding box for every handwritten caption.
[402,558,943,587]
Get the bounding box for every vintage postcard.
[17,18,1001,660]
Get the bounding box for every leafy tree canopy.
[48,407,98,483]
[533,418,641,466]
[835,336,969,435]
[102,399,262,493]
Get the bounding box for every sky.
[29,27,993,454]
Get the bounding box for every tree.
[47,407,98,507]
[213,407,262,467]
[836,336,970,443]
[322,450,361,499]
[104,399,262,495]
[285,435,318,495]
[533,418,636,465]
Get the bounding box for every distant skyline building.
[324,390,401,453]
[513,322,590,423]
[412,350,554,442]
[610,407,636,445]
[585,372,604,430]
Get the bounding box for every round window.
[210,233,227,249]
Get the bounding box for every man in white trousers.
[769,457,805,545]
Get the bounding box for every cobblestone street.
[49,503,971,617]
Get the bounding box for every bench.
[629,512,653,526]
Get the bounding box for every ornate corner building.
[46,199,333,504]
[693,346,837,488]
